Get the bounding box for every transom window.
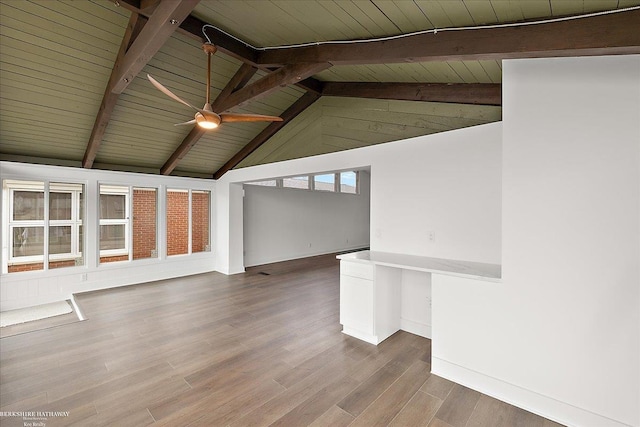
[246,170,360,194]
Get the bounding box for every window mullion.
[188,190,193,254]
[128,185,133,261]
[44,182,49,270]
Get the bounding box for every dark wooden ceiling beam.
[83,0,200,168]
[117,0,327,93]
[213,92,321,179]
[211,63,258,111]
[296,77,325,94]
[179,14,259,64]
[161,63,258,175]
[138,0,161,14]
[216,62,330,112]
[256,9,640,66]
[82,13,144,169]
[323,82,502,106]
[160,127,207,175]
[111,0,201,94]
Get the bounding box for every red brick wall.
[49,259,78,270]
[100,255,129,264]
[8,263,44,273]
[192,191,210,253]
[133,189,157,260]
[9,259,78,273]
[167,190,189,256]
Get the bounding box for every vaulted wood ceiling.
[1,0,639,178]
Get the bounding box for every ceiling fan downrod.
[202,43,217,105]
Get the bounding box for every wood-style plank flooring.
[0,254,565,426]
[0,308,80,339]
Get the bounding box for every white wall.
[215,182,244,275]
[243,171,370,267]
[218,121,503,274]
[433,55,640,427]
[0,162,216,311]
[370,125,502,264]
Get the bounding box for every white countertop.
[337,250,501,282]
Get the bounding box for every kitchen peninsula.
[338,250,501,345]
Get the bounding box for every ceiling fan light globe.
[195,112,220,129]
[197,120,219,130]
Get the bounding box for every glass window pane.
[100,225,126,250]
[13,191,44,220]
[99,184,128,264]
[49,225,79,270]
[133,188,157,260]
[12,226,44,257]
[49,192,72,220]
[79,191,84,220]
[340,171,358,194]
[283,176,309,189]
[246,180,277,187]
[192,191,210,253]
[314,174,335,192]
[167,189,189,256]
[100,194,126,219]
[49,226,71,254]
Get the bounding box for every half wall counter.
[337,250,501,345]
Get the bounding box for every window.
[245,180,278,187]
[99,185,160,263]
[167,189,189,256]
[167,189,211,256]
[49,183,84,269]
[340,171,358,194]
[282,176,309,189]
[133,188,157,260]
[192,191,210,253]
[314,174,336,192]
[244,171,360,195]
[3,179,207,273]
[99,185,129,263]
[3,180,84,273]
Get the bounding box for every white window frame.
[282,175,310,190]
[8,183,44,265]
[5,180,84,267]
[339,171,359,194]
[99,184,130,258]
[48,183,83,262]
[246,171,360,194]
[312,173,338,192]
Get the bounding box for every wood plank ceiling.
[1,0,639,178]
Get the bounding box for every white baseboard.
[432,357,633,427]
[342,327,381,345]
[244,245,368,268]
[400,318,431,339]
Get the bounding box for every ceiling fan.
[147,43,283,130]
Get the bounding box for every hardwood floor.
[0,308,80,339]
[0,254,564,427]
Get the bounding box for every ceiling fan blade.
[174,119,197,126]
[147,74,200,112]
[220,113,284,123]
